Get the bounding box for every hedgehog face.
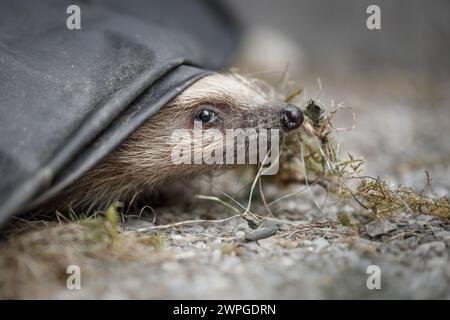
[172,73,303,132]
[107,73,304,182]
[154,73,303,174]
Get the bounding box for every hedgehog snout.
[280,104,304,132]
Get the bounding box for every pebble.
[365,219,397,237]
[188,226,205,233]
[419,235,440,244]
[257,237,278,248]
[434,230,450,239]
[415,241,446,257]
[260,220,280,229]
[236,222,249,230]
[430,220,442,227]
[336,225,351,234]
[194,241,207,249]
[123,218,154,230]
[279,224,291,231]
[240,242,259,251]
[171,234,184,241]
[417,214,434,223]
[245,227,277,241]
[279,256,295,267]
[234,231,246,238]
[312,238,329,251]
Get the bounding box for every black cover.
[0,0,238,225]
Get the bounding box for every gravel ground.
[57,212,450,299]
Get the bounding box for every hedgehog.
[48,73,304,213]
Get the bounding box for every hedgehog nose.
[280,105,304,132]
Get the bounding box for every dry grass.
[0,205,167,298]
[271,89,450,220]
[355,175,450,219]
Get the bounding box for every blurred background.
[226,0,450,193]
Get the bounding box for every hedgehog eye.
[196,109,217,123]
